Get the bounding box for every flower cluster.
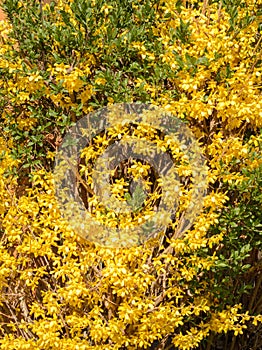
[0,0,261,349]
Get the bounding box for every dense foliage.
[0,0,261,349]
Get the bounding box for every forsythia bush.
[0,0,262,349]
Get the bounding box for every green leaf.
[125,182,147,212]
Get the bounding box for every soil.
[0,8,6,21]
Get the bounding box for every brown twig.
[202,0,209,15]
[62,154,95,196]
[217,1,223,29]
[249,272,262,313]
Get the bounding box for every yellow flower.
[101,4,113,15]
[95,77,107,85]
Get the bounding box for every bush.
[0,0,261,349]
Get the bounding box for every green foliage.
[0,0,262,349]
